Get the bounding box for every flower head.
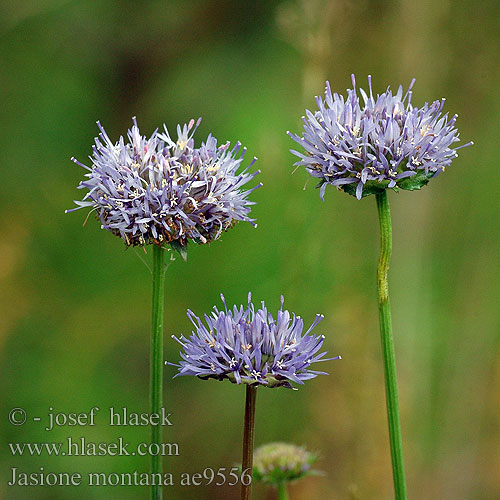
[288,75,472,200]
[67,118,261,249]
[170,294,340,389]
[253,442,318,485]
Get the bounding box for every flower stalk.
[375,190,407,500]
[151,244,166,500]
[241,385,257,500]
[277,482,290,500]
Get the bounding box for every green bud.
[252,442,318,486]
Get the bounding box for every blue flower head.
[288,75,472,200]
[170,294,340,389]
[67,118,261,249]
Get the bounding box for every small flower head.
[253,442,318,485]
[288,75,472,200]
[170,294,340,389]
[67,118,261,249]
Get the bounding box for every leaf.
[170,240,188,261]
[341,180,389,199]
[340,170,435,198]
[397,171,435,191]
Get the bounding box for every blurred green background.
[1,1,499,499]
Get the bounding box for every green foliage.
[340,172,435,199]
[398,171,435,191]
[341,180,388,198]
[170,240,188,261]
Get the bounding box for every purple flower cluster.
[67,118,261,247]
[170,294,340,389]
[288,75,472,199]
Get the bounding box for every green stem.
[276,482,290,500]
[375,191,408,500]
[241,385,257,500]
[151,244,166,500]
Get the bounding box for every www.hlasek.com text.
[9,437,179,457]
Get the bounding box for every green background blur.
[1,1,499,499]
